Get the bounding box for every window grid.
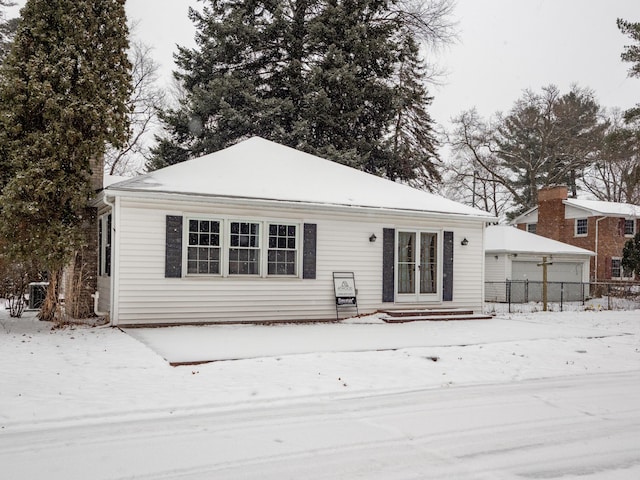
[624,219,635,236]
[187,219,221,275]
[575,218,588,236]
[229,222,260,275]
[611,258,622,279]
[268,224,297,275]
[527,223,537,234]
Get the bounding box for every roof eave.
[105,187,497,222]
[509,206,538,225]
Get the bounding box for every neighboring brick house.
[512,186,640,282]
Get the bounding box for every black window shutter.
[382,228,395,302]
[165,215,183,278]
[443,231,454,301]
[303,223,317,279]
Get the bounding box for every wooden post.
[537,256,553,312]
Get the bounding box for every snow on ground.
[1,306,639,478]
[1,307,638,429]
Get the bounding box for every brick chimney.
[537,185,568,240]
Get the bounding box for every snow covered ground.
[1,307,639,479]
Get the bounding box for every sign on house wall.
[333,272,357,306]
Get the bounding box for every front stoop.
[380,308,492,323]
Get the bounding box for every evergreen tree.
[618,19,640,122]
[149,0,446,187]
[622,232,640,279]
[384,35,440,187]
[0,0,131,322]
[0,0,18,63]
[494,85,607,215]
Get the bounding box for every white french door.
[396,230,441,302]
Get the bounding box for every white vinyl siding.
[110,196,486,325]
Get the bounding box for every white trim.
[98,189,498,222]
[574,218,588,237]
[183,216,224,277]
[394,228,443,303]
[611,256,634,280]
[181,215,303,280]
[111,196,121,326]
[624,218,636,237]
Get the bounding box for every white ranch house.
[94,137,495,326]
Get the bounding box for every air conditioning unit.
[28,282,48,310]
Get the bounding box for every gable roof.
[485,225,594,256]
[106,137,494,219]
[563,198,640,218]
[510,198,640,225]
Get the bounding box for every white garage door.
[511,261,586,302]
[512,261,582,283]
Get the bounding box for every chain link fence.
[485,280,640,313]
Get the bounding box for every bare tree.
[105,39,166,175]
[444,108,512,219]
[581,110,640,204]
[446,86,608,218]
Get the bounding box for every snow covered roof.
[106,137,494,219]
[485,226,594,256]
[510,197,640,225]
[563,198,640,218]
[103,174,129,188]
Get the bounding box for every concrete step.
[380,309,492,323]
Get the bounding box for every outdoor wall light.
[369,233,377,242]
[461,237,469,246]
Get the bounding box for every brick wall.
[64,155,103,318]
[537,186,568,241]
[517,185,636,281]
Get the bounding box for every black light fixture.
[461,237,469,246]
[369,233,377,242]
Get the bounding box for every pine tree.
[622,232,640,279]
[384,35,440,188]
[618,19,640,122]
[0,0,131,322]
[149,0,445,187]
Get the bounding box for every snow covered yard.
[1,307,639,479]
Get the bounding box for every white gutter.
[102,188,498,223]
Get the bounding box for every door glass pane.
[420,232,437,294]
[398,232,416,294]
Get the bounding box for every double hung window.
[187,219,221,275]
[575,218,588,236]
[611,258,622,279]
[268,224,297,275]
[229,222,260,275]
[624,219,635,236]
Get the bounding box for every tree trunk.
[65,206,99,319]
[38,269,62,323]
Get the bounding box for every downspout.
[93,194,116,324]
[594,216,606,282]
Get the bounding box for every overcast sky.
[8,0,640,128]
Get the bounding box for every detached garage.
[485,225,594,303]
